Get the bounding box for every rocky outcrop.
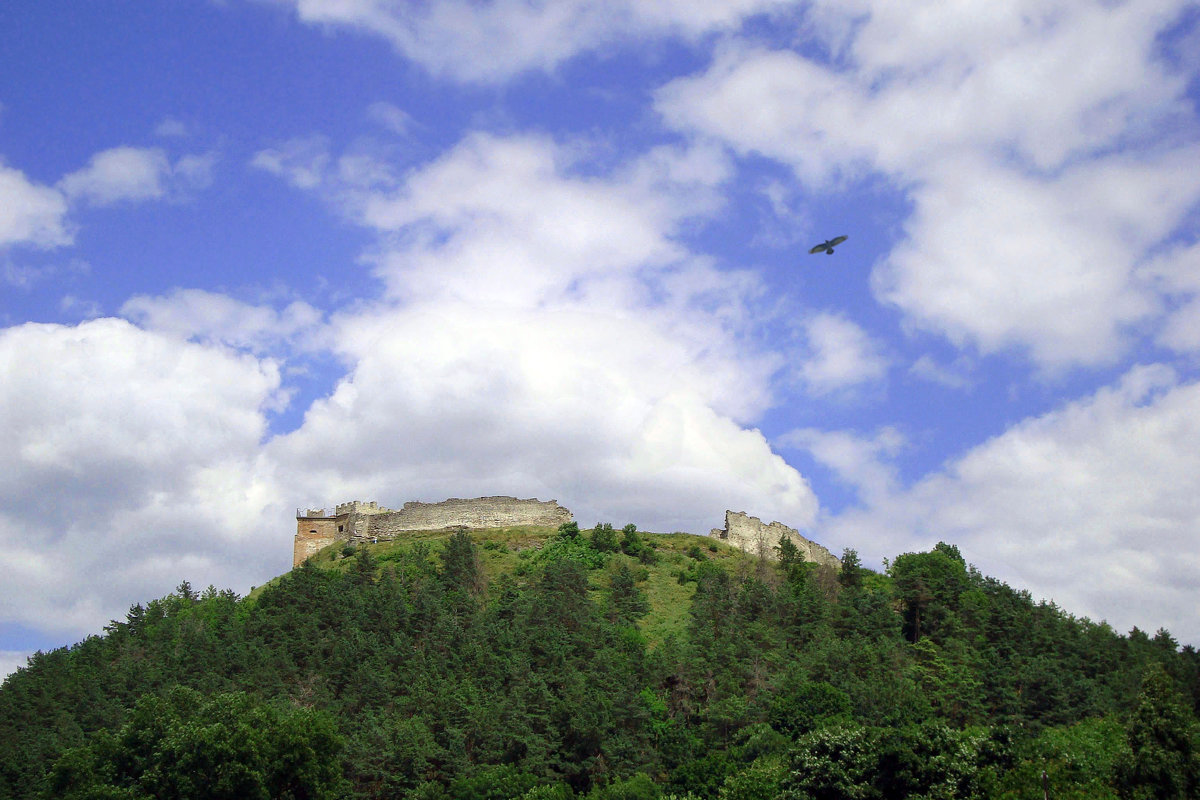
[710,510,839,569]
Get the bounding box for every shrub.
[591,523,619,553]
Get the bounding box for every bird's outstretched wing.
[828,235,848,247]
[809,242,829,254]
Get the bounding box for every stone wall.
[710,510,839,569]
[352,497,572,542]
[293,496,573,566]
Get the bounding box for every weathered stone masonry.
[294,497,838,571]
[294,497,573,567]
[710,510,840,570]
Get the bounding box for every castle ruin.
[295,498,837,571]
[710,510,840,570]
[294,497,573,567]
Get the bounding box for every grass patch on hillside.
[269,526,762,649]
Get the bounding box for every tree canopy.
[2,528,1197,799]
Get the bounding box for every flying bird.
[809,235,848,255]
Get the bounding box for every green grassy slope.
[273,525,760,648]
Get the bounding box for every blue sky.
[3,0,1200,678]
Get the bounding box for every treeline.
[1,526,1198,799]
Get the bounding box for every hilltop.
[2,521,1198,799]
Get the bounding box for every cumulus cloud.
[1138,240,1200,354]
[281,0,794,83]
[796,312,888,395]
[661,0,1189,177]
[1,144,214,256]
[357,134,729,306]
[270,303,815,534]
[257,130,817,534]
[2,126,825,670]
[656,1,1200,370]
[822,364,1200,642]
[779,426,903,507]
[121,288,330,355]
[872,150,1200,368]
[0,319,287,638]
[0,162,71,249]
[58,147,174,205]
[57,146,217,206]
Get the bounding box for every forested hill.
[2,523,1198,799]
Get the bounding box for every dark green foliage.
[1115,663,1200,799]
[888,543,969,644]
[43,686,345,799]
[587,772,660,800]
[449,764,540,800]
[988,717,1122,799]
[620,525,642,556]
[606,563,650,627]
[1,538,1197,800]
[591,523,619,553]
[837,548,863,590]
[534,527,611,570]
[767,679,851,736]
[780,720,988,800]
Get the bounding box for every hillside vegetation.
[2,522,1198,799]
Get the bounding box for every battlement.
[335,500,393,516]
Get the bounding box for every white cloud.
[366,101,413,135]
[823,364,1200,642]
[270,304,816,533]
[173,151,219,191]
[909,355,972,390]
[57,146,217,207]
[0,162,71,249]
[779,426,903,506]
[154,117,188,138]
[357,133,726,307]
[282,0,794,83]
[871,150,1200,368]
[121,288,330,355]
[1,144,213,255]
[2,127,824,649]
[58,147,173,205]
[2,257,89,291]
[258,130,817,534]
[59,294,103,320]
[250,136,331,190]
[1138,240,1200,355]
[0,319,287,638]
[656,3,1200,370]
[796,312,888,395]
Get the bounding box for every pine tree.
[1115,663,1200,799]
